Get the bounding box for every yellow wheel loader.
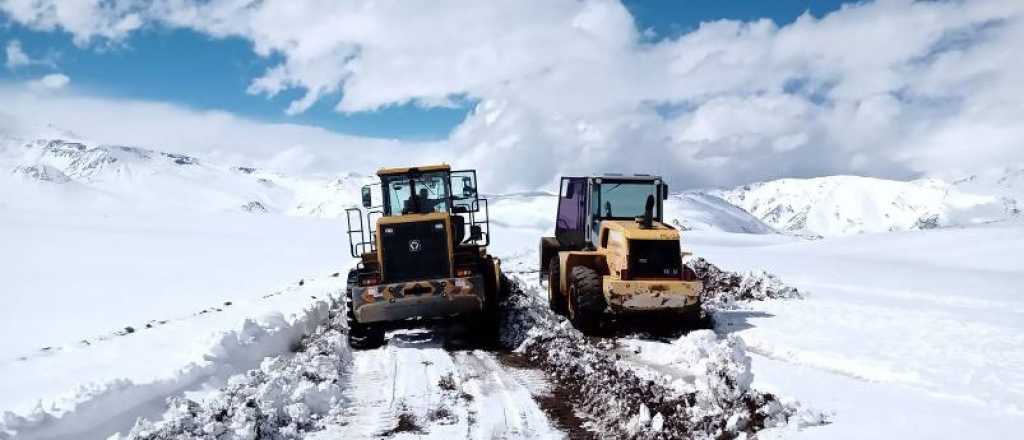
[344,164,501,349]
[539,174,704,334]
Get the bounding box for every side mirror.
[660,183,669,200]
[361,186,372,208]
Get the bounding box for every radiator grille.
[628,240,682,279]
[380,220,451,283]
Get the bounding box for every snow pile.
[501,275,818,439]
[657,331,753,402]
[711,175,1013,237]
[120,311,352,440]
[689,258,801,310]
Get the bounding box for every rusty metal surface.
[603,277,702,313]
[351,274,485,323]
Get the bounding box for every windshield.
[383,172,450,215]
[598,180,658,219]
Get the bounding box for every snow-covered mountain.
[665,193,776,234]
[1,134,778,236]
[0,135,374,217]
[8,133,1019,240]
[709,175,1019,238]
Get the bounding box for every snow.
[664,192,776,234]
[711,175,1017,237]
[2,132,1023,439]
[689,225,1024,438]
[0,275,347,439]
[0,210,352,357]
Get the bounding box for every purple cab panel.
[555,177,587,248]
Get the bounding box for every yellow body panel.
[603,277,702,312]
[603,219,680,240]
[352,275,485,323]
[556,219,701,314]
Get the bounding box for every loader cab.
[371,166,480,217]
[345,164,491,262]
[555,174,669,249]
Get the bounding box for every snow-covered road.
[314,329,558,439]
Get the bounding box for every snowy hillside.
[0,135,373,217]
[710,175,1016,238]
[665,193,776,234]
[0,135,778,237]
[953,166,1024,213]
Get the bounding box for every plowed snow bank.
[0,278,346,440]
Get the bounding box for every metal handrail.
[345,207,374,258]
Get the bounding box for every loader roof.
[596,173,663,181]
[376,163,451,176]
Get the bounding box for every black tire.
[547,258,567,315]
[539,237,560,284]
[475,257,502,345]
[690,306,714,330]
[567,266,606,334]
[345,280,385,349]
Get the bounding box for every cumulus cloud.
[1,0,1023,191]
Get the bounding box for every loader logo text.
[409,239,422,252]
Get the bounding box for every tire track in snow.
[313,328,560,439]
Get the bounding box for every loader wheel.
[477,257,502,345]
[567,266,606,334]
[346,290,384,349]
[547,258,567,315]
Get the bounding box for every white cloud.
[29,73,70,90]
[0,0,144,46]
[1,0,1023,191]
[5,39,57,70]
[4,40,30,69]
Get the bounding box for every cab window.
[383,172,451,215]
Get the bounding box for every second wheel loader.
[344,164,501,349]
[539,174,705,334]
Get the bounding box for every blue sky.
[0,0,852,141]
